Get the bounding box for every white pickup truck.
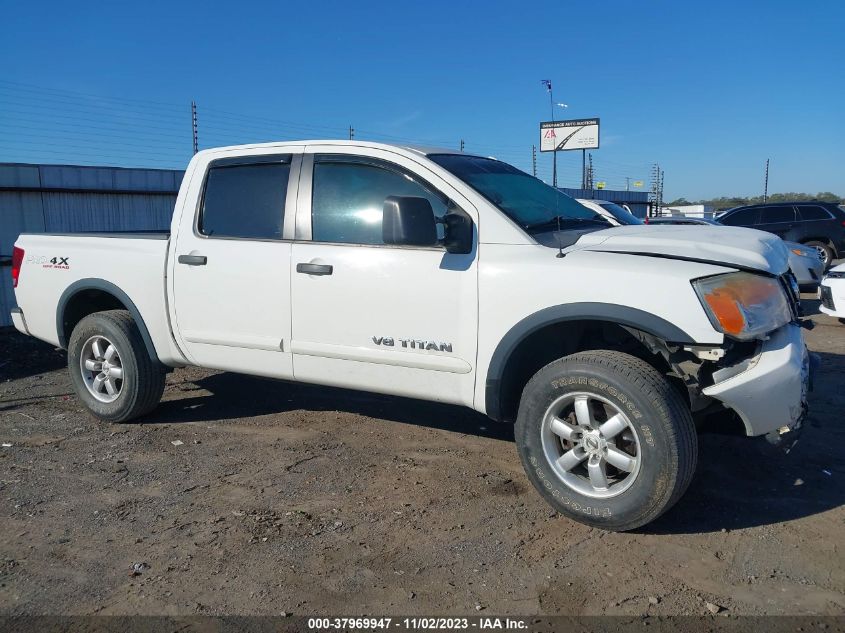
[10,141,813,531]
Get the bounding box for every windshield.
[428,154,610,232]
[597,202,643,225]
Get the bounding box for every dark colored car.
[717,202,845,267]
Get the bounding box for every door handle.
[178,254,207,266]
[296,263,333,275]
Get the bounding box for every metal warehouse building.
[0,163,184,327]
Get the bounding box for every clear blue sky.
[1,0,842,200]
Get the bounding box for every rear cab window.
[199,156,291,240]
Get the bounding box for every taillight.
[12,246,24,288]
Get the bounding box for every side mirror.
[382,196,437,246]
[443,206,473,254]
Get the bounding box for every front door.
[289,148,478,406]
[171,152,299,378]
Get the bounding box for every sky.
[0,0,842,200]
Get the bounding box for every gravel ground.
[1,295,843,617]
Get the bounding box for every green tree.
[666,192,843,211]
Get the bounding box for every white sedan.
[819,263,845,320]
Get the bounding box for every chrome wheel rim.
[540,391,641,499]
[814,246,830,267]
[79,335,124,403]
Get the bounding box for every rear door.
[288,147,479,407]
[756,205,797,238]
[170,152,301,378]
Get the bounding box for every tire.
[515,350,697,531]
[68,310,166,423]
[804,240,833,270]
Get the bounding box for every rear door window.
[759,206,796,224]
[199,158,291,239]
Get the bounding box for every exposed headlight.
[692,272,792,340]
[826,270,845,279]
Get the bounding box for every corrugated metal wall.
[0,162,183,327]
[41,192,177,232]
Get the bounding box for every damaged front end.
[627,320,815,452]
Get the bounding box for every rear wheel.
[515,350,697,531]
[805,240,833,269]
[68,310,165,422]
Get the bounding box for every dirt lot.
[1,295,843,617]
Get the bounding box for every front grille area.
[820,285,835,311]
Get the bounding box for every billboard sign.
[540,118,600,152]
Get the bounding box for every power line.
[0,80,657,184]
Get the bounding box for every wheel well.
[799,237,837,255]
[60,289,127,345]
[491,320,687,423]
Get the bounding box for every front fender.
[483,302,697,422]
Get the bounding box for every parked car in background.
[819,263,845,322]
[717,202,845,268]
[648,216,825,288]
[577,199,643,226]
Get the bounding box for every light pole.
[541,80,560,187]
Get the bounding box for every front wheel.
[68,310,166,422]
[515,350,697,531]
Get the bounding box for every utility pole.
[659,169,665,213]
[191,100,198,155]
[532,145,537,177]
[541,80,557,187]
[763,158,770,203]
[625,177,630,191]
[460,139,465,152]
[649,163,660,217]
[348,125,355,140]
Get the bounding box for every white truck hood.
[570,225,790,275]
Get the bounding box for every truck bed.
[12,231,179,363]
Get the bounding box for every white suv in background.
[576,198,643,226]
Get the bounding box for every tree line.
[666,192,843,211]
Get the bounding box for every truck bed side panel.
[13,234,187,366]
